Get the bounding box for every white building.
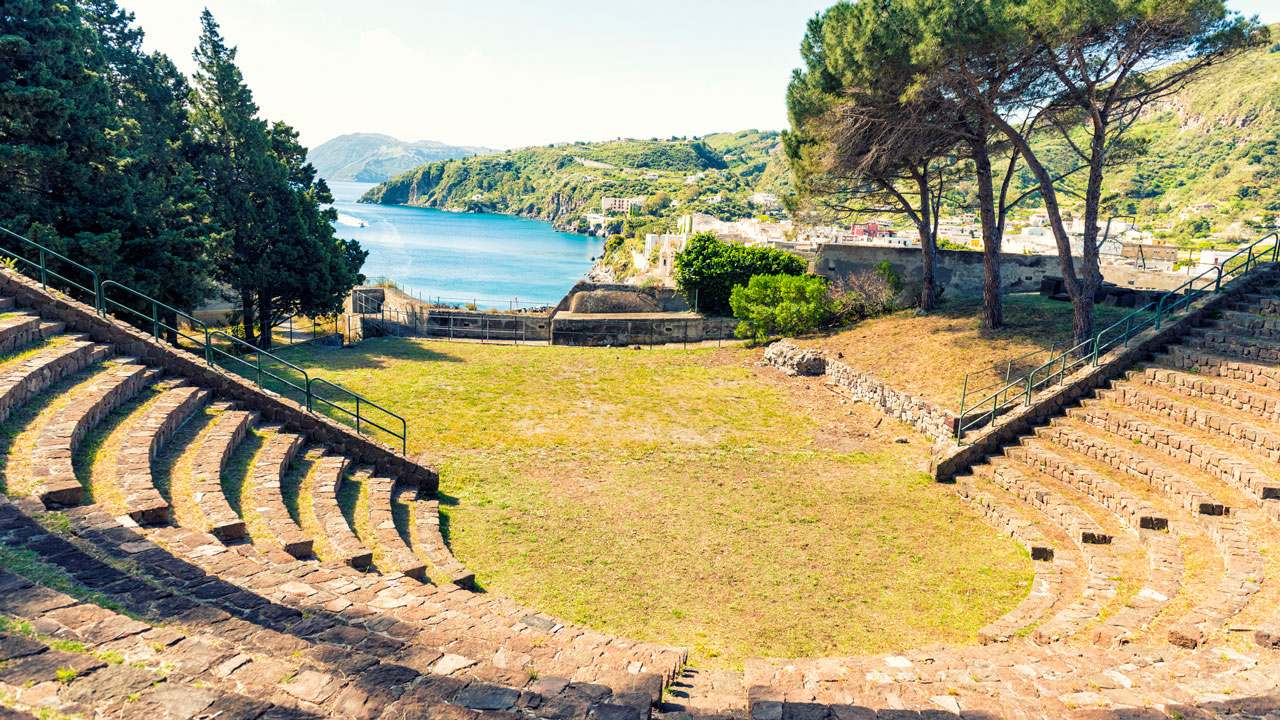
[601,196,646,214]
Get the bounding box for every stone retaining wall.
[0,269,437,490]
[764,340,960,442]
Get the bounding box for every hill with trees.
[308,133,494,183]
[359,133,794,234]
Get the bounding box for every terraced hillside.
[1,263,1279,719]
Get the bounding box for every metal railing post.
[38,247,47,289]
[151,302,159,339]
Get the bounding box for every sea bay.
[327,180,604,309]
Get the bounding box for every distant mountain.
[309,133,495,183]
[359,131,793,233]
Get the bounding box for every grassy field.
[281,338,1031,668]
[800,293,1145,411]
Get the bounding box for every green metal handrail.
[308,378,406,453]
[957,233,1279,440]
[0,224,407,454]
[101,280,210,358]
[208,329,310,403]
[0,226,100,312]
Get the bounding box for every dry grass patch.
[799,294,1144,411]
[281,338,1032,667]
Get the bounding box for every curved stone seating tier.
[248,427,309,558]
[954,477,1070,643]
[138,522,683,696]
[1068,404,1280,507]
[967,467,1121,646]
[1141,365,1280,426]
[0,335,106,426]
[311,453,372,568]
[1039,424,1228,517]
[0,309,56,355]
[115,383,211,525]
[1092,528,1184,646]
[414,489,477,588]
[1166,512,1266,649]
[1008,440,1167,531]
[191,408,255,541]
[1187,327,1280,364]
[29,359,156,507]
[363,472,426,579]
[741,643,1279,718]
[1106,382,1280,464]
[1165,344,1280,392]
[0,500,664,720]
[1045,418,1267,649]
[993,448,1183,646]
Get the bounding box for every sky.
[123,0,1280,152]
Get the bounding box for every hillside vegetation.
[310,132,494,183]
[360,130,793,233]
[1102,26,1280,236]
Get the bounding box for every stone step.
[1186,326,1280,364]
[953,475,1072,644]
[1138,364,1280,430]
[1211,312,1280,340]
[29,360,157,508]
[191,408,256,542]
[0,336,107,427]
[0,500,648,719]
[0,311,47,355]
[1067,404,1280,508]
[248,427,310,558]
[1230,293,1280,316]
[1103,381,1280,464]
[365,474,426,580]
[412,489,477,588]
[311,453,373,569]
[1163,344,1280,392]
[115,384,212,525]
[1010,439,1168,531]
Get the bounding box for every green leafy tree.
[730,274,833,342]
[673,233,807,315]
[81,0,212,322]
[0,0,124,270]
[900,0,1265,345]
[190,10,365,348]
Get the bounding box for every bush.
[730,274,833,342]
[673,233,807,315]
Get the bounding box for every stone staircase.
[3,268,1280,718]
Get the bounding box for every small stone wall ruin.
[764,339,960,442]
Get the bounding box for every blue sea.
[327,181,603,310]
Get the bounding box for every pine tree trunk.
[1073,294,1095,354]
[920,238,936,312]
[258,294,272,350]
[973,141,1002,329]
[240,293,256,347]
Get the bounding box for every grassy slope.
[800,294,1144,411]
[280,339,1031,668]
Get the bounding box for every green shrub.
[730,274,833,342]
[673,233,807,315]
